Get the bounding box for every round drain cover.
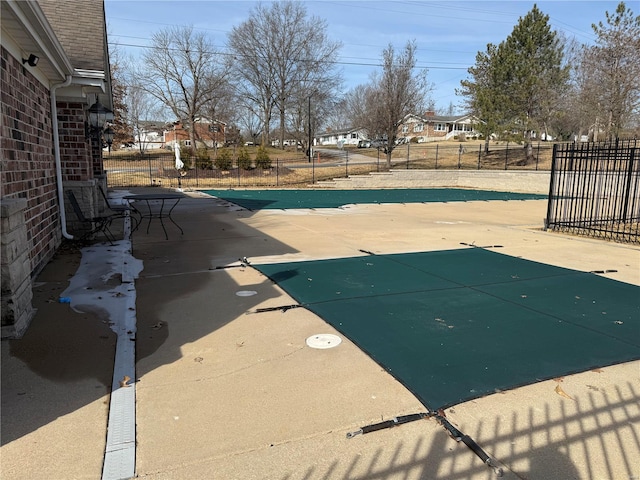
[236,290,257,297]
[306,333,342,349]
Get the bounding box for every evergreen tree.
[460,5,568,161]
[459,43,509,153]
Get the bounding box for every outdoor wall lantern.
[22,54,39,67]
[103,126,115,152]
[86,97,114,141]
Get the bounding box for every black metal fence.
[545,139,639,244]
[104,142,553,189]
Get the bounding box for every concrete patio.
[2,187,638,480]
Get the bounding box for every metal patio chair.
[98,185,140,230]
[66,190,118,244]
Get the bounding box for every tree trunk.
[484,136,490,154]
[279,104,286,150]
[188,118,198,167]
[524,131,534,164]
[261,103,272,146]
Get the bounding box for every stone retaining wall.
[319,169,551,194]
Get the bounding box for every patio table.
[124,193,184,240]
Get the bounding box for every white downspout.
[51,76,74,239]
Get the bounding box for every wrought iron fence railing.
[104,142,553,189]
[545,139,639,244]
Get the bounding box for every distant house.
[132,121,165,150]
[399,112,482,142]
[316,127,368,146]
[1,0,113,337]
[164,118,226,149]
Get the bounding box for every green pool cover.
[203,188,545,210]
[254,248,640,410]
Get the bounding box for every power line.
[109,41,470,71]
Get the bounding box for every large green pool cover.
[254,248,640,410]
[203,188,545,210]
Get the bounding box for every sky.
[104,0,622,113]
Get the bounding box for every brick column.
[1,198,35,338]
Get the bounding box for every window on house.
[435,123,446,132]
[413,123,424,132]
[184,140,191,146]
[402,125,409,134]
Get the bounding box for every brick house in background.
[164,119,227,150]
[399,112,482,142]
[1,0,113,338]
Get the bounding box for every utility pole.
[308,95,312,163]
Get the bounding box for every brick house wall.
[164,121,226,148]
[56,101,94,181]
[1,46,61,275]
[400,117,448,140]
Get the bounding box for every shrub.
[236,147,252,170]
[214,148,233,170]
[195,148,213,169]
[180,145,193,169]
[255,145,272,169]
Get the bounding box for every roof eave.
[3,0,73,80]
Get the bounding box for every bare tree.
[125,83,164,154]
[286,80,338,156]
[228,1,341,148]
[588,1,640,139]
[236,104,263,145]
[139,25,230,152]
[554,36,599,141]
[343,84,372,134]
[201,76,236,128]
[359,41,431,168]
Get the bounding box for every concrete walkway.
[2,187,639,480]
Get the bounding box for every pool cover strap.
[346,412,431,438]
[346,410,503,476]
[435,414,504,476]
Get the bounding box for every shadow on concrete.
[1,192,295,450]
[272,381,638,479]
[1,245,116,446]
[131,195,301,375]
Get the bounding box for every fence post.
[407,142,410,169]
[194,153,199,188]
[621,147,636,222]
[237,161,241,186]
[536,142,540,170]
[276,158,279,186]
[345,151,348,177]
[435,144,439,169]
[147,154,153,186]
[544,143,559,230]
[504,142,509,170]
[477,144,481,170]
